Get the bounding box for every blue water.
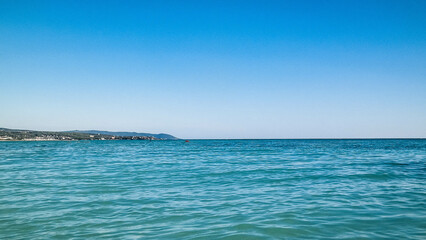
[0,140,425,239]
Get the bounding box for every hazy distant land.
[0,128,178,141]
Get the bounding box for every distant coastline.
[0,128,178,141]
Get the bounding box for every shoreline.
[0,139,160,142]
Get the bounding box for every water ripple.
[0,139,425,239]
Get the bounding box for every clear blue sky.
[1,0,425,138]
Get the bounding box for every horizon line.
[1,127,425,140]
[186,138,426,140]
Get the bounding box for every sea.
[0,139,425,239]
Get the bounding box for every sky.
[0,0,425,139]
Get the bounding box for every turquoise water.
[0,140,425,239]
